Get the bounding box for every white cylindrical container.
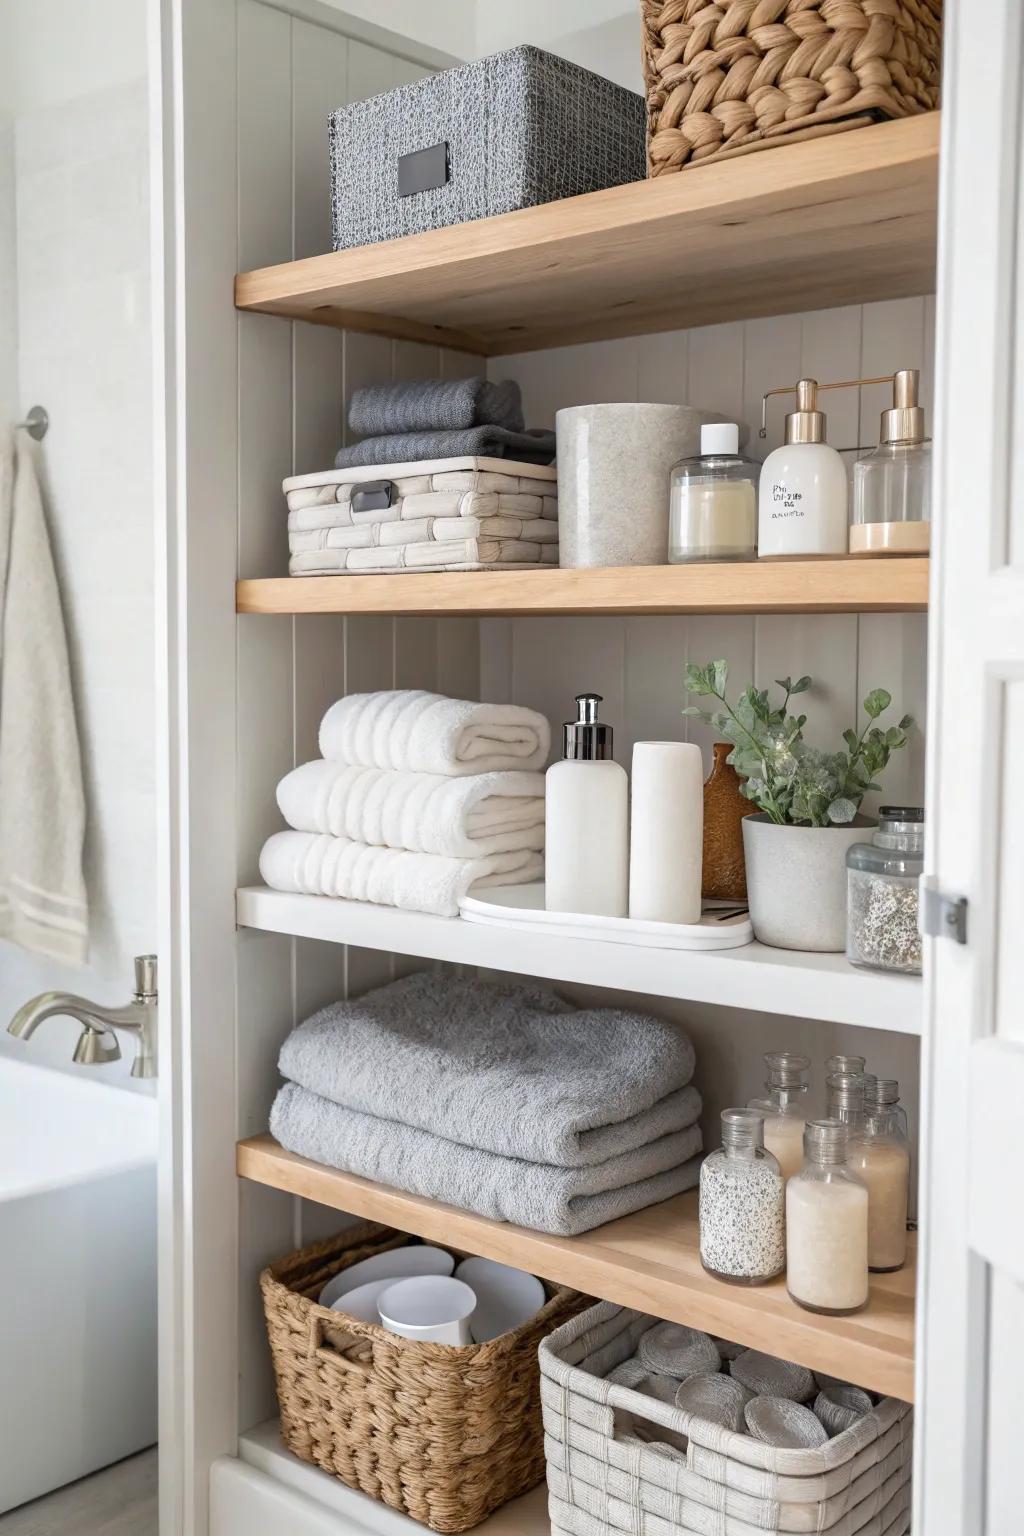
[628,741,703,923]
[545,693,628,917]
[556,403,708,568]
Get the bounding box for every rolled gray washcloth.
[277,971,700,1167]
[348,377,525,436]
[334,425,556,469]
[270,1081,702,1237]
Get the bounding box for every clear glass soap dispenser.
[851,369,931,554]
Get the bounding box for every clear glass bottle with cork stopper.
[786,1119,869,1316]
[747,1051,811,1182]
[668,422,759,562]
[851,370,931,554]
[699,1108,785,1286]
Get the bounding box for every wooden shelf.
[234,117,939,356]
[237,557,929,618]
[237,887,922,1033]
[237,1136,916,1402]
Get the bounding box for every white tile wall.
[0,76,154,1080]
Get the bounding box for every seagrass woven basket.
[640,0,942,174]
[261,1221,586,1533]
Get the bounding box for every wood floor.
[0,1450,157,1536]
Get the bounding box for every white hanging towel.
[0,438,88,962]
[319,689,550,775]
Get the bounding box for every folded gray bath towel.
[334,425,556,469]
[348,378,525,437]
[277,972,699,1167]
[270,1081,702,1236]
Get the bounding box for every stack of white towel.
[259,689,550,917]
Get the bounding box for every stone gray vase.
[555,403,710,567]
[742,814,876,952]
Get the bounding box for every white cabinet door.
[915,3,1024,1531]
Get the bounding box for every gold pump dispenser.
[786,379,827,446]
[880,368,926,446]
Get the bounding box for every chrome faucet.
[8,955,158,1079]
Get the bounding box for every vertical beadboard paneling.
[235,0,298,1435]
[742,316,802,463]
[623,617,690,765]
[636,330,689,405]
[754,615,860,754]
[686,321,745,422]
[800,306,863,452]
[512,618,626,766]
[290,20,348,261]
[682,616,756,770]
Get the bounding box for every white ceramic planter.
[555,403,709,567]
[742,814,876,952]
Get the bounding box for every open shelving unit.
[231,111,936,1454]
[234,115,939,356]
[237,1137,916,1403]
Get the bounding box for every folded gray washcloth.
[348,377,525,437]
[270,1081,702,1236]
[278,972,699,1167]
[334,425,556,469]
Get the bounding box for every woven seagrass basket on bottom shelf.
[641,0,942,175]
[261,1220,586,1533]
[540,1301,913,1536]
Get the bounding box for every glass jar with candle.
[849,1090,911,1272]
[846,807,925,975]
[787,1120,869,1316]
[699,1109,785,1286]
[668,423,758,563]
[748,1051,810,1181]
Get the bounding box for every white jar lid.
[701,422,740,455]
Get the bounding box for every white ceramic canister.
[742,815,876,952]
[556,403,710,567]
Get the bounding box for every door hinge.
[921,882,968,944]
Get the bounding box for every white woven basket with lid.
[282,456,558,576]
[539,1302,913,1536]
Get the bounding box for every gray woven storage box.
[540,1302,913,1536]
[283,457,558,575]
[330,46,645,251]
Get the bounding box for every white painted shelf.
[215,1419,549,1535]
[236,886,922,1033]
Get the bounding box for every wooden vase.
[702,743,756,902]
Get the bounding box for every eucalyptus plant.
[683,660,914,828]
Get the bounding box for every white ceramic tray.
[459,884,753,950]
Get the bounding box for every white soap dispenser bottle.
[545,693,628,918]
[758,378,848,557]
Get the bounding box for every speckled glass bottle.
[699,1108,785,1286]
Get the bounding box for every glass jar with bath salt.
[669,423,758,563]
[826,1071,866,1134]
[700,1108,785,1286]
[787,1120,869,1316]
[846,807,924,975]
[848,1093,911,1273]
[748,1051,811,1182]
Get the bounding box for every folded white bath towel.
[319,689,550,776]
[277,760,545,858]
[260,829,544,918]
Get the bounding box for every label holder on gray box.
[397,142,449,197]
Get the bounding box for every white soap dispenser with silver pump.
[545,693,628,918]
[757,378,848,557]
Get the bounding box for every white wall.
[0,0,154,1081]
[316,0,473,60]
[473,0,643,89]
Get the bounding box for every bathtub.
[0,1056,158,1514]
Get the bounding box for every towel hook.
[14,405,49,441]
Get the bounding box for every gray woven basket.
[539,1302,913,1536]
[330,46,645,251]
